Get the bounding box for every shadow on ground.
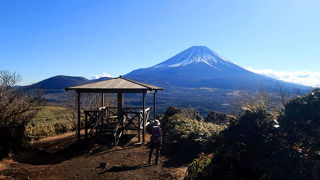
[13,133,137,165]
[162,157,189,168]
[99,164,152,174]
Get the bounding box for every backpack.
[151,126,162,143]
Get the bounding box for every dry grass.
[25,106,76,141]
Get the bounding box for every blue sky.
[1,0,320,86]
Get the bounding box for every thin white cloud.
[92,72,111,79]
[246,67,320,87]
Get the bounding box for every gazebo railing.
[84,106,151,145]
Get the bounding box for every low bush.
[185,153,213,180]
[205,111,236,125]
[185,92,320,179]
[161,107,225,162]
[279,88,320,157]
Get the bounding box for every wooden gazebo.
[65,76,163,144]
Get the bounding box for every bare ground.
[0,132,187,180]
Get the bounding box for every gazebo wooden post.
[142,92,146,144]
[85,113,88,139]
[101,93,105,133]
[138,116,141,142]
[101,93,105,107]
[153,91,157,120]
[117,93,124,134]
[77,92,81,140]
[138,92,141,142]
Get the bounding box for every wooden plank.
[88,111,104,136]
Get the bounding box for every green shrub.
[205,111,236,125]
[279,88,320,156]
[185,98,320,180]
[185,153,213,180]
[161,107,225,162]
[207,104,288,179]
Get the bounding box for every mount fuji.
[126,46,308,92]
[21,46,311,114]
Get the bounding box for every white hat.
[153,119,161,126]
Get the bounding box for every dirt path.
[0,133,187,180]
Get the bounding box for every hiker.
[148,120,162,165]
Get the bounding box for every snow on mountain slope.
[152,46,229,69]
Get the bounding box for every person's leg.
[155,143,160,165]
[148,143,154,164]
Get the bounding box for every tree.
[0,71,42,158]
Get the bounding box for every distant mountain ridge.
[126,46,309,92]
[24,75,91,90]
[23,75,111,90]
[21,75,110,103]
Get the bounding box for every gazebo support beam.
[101,92,105,134]
[77,92,81,140]
[153,91,156,120]
[118,93,124,135]
[101,93,105,107]
[142,92,146,144]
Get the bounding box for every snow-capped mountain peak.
[152,46,228,69]
[125,45,309,93]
